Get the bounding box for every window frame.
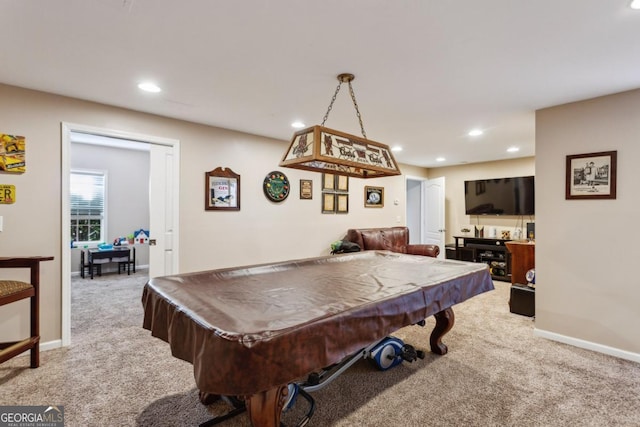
[70,168,108,247]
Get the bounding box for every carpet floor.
[1,270,639,426]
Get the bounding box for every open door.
[148,144,178,278]
[424,177,445,258]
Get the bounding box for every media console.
[453,236,512,282]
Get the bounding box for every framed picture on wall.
[322,192,335,213]
[205,167,240,210]
[364,186,384,208]
[322,173,335,191]
[300,179,312,199]
[336,193,349,214]
[565,151,617,200]
[336,175,349,192]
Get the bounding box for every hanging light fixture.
[280,73,401,178]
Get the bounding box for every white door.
[424,177,445,258]
[149,144,177,278]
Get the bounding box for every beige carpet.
[1,271,639,426]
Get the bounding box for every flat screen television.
[464,176,535,216]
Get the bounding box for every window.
[70,170,106,245]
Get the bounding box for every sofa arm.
[405,244,440,258]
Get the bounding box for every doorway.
[405,176,446,258]
[61,122,180,346]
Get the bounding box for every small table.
[88,247,131,279]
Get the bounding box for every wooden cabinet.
[505,241,535,285]
[453,236,511,282]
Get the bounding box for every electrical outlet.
[0,216,3,232]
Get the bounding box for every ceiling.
[2,1,640,168]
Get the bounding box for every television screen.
[464,176,535,216]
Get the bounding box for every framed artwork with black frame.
[566,151,617,200]
[205,167,240,211]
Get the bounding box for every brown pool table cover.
[142,251,493,396]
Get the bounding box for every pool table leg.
[198,391,220,405]
[245,385,289,427]
[430,307,455,355]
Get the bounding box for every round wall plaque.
[263,171,290,202]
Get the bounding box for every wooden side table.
[0,256,54,368]
[505,241,535,285]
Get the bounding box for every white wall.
[0,83,425,345]
[535,88,640,358]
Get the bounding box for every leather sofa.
[344,226,440,258]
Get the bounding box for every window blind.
[70,171,105,216]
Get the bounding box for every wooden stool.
[0,256,54,368]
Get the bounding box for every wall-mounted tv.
[464,176,535,216]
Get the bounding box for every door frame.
[405,175,446,257]
[405,176,425,243]
[61,122,180,346]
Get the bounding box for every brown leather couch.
[345,226,440,258]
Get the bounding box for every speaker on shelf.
[526,222,535,240]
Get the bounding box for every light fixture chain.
[348,81,367,139]
[321,81,343,127]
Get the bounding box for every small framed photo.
[300,179,313,199]
[205,167,240,211]
[364,186,384,208]
[566,151,617,200]
[336,175,349,192]
[322,173,335,191]
[322,193,336,213]
[336,193,349,214]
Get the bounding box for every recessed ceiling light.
[138,82,162,93]
[468,129,483,137]
[391,145,403,152]
[291,121,305,129]
[436,157,446,162]
[507,146,520,153]
[631,0,640,9]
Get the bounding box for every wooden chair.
[0,256,54,368]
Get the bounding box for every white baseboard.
[41,339,62,352]
[534,328,640,363]
[12,339,62,360]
